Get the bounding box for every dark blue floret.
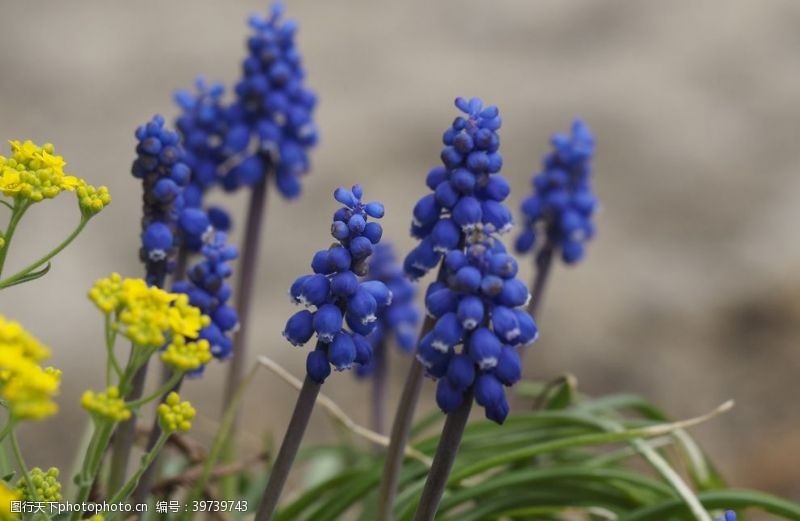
[283,185,390,383]
[515,119,597,265]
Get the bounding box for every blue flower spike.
[355,243,420,378]
[516,120,597,265]
[283,185,390,383]
[405,97,511,280]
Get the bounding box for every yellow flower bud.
[81,386,131,422]
[161,336,212,372]
[0,482,20,521]
[157,392,195,433]
[17,467,61,502]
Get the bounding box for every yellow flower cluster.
[161,336,212,372]
[81,386,131,422]
[0,482,20,521]
[88,273,210,348]
[157,392,195,433]
[0,316,61,420]
[17,467,61,502]
[76,183,111,217]
[0,140,110,214]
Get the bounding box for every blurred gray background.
[1,0,799,505]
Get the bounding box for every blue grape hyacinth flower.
[716,512,736,521]
[515,119,597,264]
[355,243,420,378]
[283,185,390,383]
[173,230,240,368]
[132,115,193,286]
[404,97,512,280]
[419,239,538,424]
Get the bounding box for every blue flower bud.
[307,350,331,383]
[480,274,504,297]
[350,236,374,259]
[416,333,451,375]
[328,245,352,272]
[444,250,468,272]
[235,155,266,185]
[436,379,465,413]
[515,228,536,254]
[345,310,377,336]
[468,327,501,369]
[334,187,357,207]
[446,354,476,390]
[331,221,350,240]
[434,181,459,209]
[489,253,518,278]
[484,175,510,201]
[207,206,232,231]
[363,222,383,244]
[451,168,476,193]
[312,304,343,342]
[365,202,385,218]
[440,146,463,169]
[485,392,509,424]
[432,312,464,352]
[347,288,378,325]
[452,196,482,231]
[330,270,359,297]
[153,178,180,202]
[482,200,512,233]
[348,213,366,234]
[359,280,392,307]
[494,346,522,386]
[426,166,448,190]
[179,208,211,238]
[491,306,520,343]
[284,310,314,346]
[299,274,330,307]
[475,373,504,407]
[457,295,484,330]
[213,305,239,332]
[328,332,357,370]
[311,249,333,274]
[453,132,474,154]
[431,219,461,253]
[406,237,442,275]
[352,333,372,365]
[225,124,250,153]
[143,223,173,260]
[413,194,440,227]
[514,310,539,346]
[425,287,458,318]
[290,274,311,303]
[454,266,482,293]
[561,239,584,264]
[498,278,530,308]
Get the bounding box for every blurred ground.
[1,0,799,507]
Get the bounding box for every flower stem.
[412,388,473,521]
[0,216,88,289]
[106,432,169,511]
[376,263,446,521]
[72,421,115,520]
[127,370,183,409]
[222,175,268,460]
[527,241,554,319]
[9,427,37,500]
[371,340,387,436]
[255,375,321,521]
[0,200,29,278]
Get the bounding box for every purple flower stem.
[223,175,269,447]
[412,387,474,521]
[255,375,321,521]
[377,263,447,521]
[527,242,554,320]
[369,340,389,438]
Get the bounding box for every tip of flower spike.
[158,392,196,433]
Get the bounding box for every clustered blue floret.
[418,239,538,424]
[132,115,192,286]
[283,185,390,383]
[355,243,420,378]
[173,231,240,368]
[404,97,511,280]
[174,2,318,206]
[716,512,736,521]
[515,120,597,264]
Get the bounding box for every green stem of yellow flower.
[9,426,38,501]
[71,420,115,521]
[0,421,12,444]
[104,432,169,517]
[0,200,30,278]
[105,315,122,386]
[126,370,183,409]
[0,215,89,289]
